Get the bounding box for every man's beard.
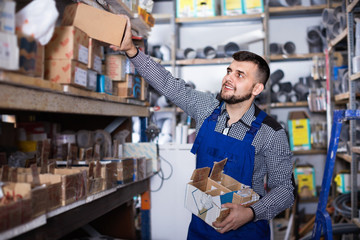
[220,90,253,104]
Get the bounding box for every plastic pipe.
[270,69,284,84]
[269,43,283,55]
[196,46,216,59]
[307,26,323,53]
[283,41,296,54]
[224,42,240,56]
[355,18,360,57]
[322,8,337,26]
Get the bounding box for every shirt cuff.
[248,206,256,221]
[125,47,139,59]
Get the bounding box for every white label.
[87,70,97,90]
[94,55,102,73]
[78,44,89,64]
[74,67,87,87]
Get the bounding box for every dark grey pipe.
[307,26,324,53]
[272,82,292,93]
[283,41,296,54]
[270,43,283,55]
[196,46,216,59]
[270,69,284,85]
[225,42,240,56]
[322,8,337,26]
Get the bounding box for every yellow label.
[291,119,309,146]
[197,0,213,9]
[244,0,261,8]
[226,0,242,9]
[297,175,314,194]
[179,0,194,11]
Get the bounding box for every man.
[112,16,294,240]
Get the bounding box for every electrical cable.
[150,154,174,192]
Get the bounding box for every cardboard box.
[242,0,264,14]
[61,3,127,47]
[17,34,44,77]
[0,182,32,231]
[294,165,316,198]
[113,74,141,99]
[99,161,117,190]
[123,142,159,173]
[141,77,148,101]
[0,32,19,70]
[105,54,127,81]
[176,0,196,17]
[45,26,89,64]
[45,59,88,88]
[97,74,112,95]
[53,168,87,205]
[102,158,135,184]
[221,0,243,16]
[0,1,16,34]
[87,69,98,91]
[288,111,311,151]
[88,38,103,74]
[185,159,259,228]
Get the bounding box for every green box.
[242,0,264,14]
[288,111,311,151]
[221,0,243,16]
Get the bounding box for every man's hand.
[110,15,137,57]
[212,203,254,234]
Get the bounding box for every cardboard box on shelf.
[123,142,159,173]
[0,182,32,231]
[87,69,98,91]
[294,165,316,198]
[0,1,16,34]
[99,161,117,190]
[45,26,89,64]
[288,111,311,151]
[97,74,112,95]
[45,59,88,88]
[113,74,141,99]
[221,0,243,16]
[53,168,87,205]
[184,159,259,228]
[102,158,135,184]
[17,34,44,77]
[105,54,127,81]
[0,32,19,70]
[61,3,127,47]
[88,38,103,74]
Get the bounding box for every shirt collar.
[221,102,255,126]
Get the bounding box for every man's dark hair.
[232,51,270,86]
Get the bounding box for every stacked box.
[221,0,243,16]
[102,158,135,184]
[294,165,316,198]
[123,142,159,173]
[88,38,103,74]
[113,74,141,99]
[97,74,113,95]
[0,31,19,70]
[61,3,127,47]
[105,54,127,81]
[177,0,196,17]
[288,111,311,151]
[99,161,117,190]
[195,0,218,17]
[0,1,15,34]
[17,34,44,77]
[242,0,264,14]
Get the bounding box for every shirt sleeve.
[129,50,218,120]
[251,128,295,221]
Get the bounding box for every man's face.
[220,60,259,104]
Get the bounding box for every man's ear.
[252,83,264,96]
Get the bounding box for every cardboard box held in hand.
[184,158,259,228]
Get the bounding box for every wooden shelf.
[176,13,264,24]
[0,71,149,117]
[176,57,233,66]
[269,53,324,61]
[352,146,360,154]
[334,92,360,104]
[353,218,360,228]
[270,101,308,108]
[269,4,327,15]
[350,72,360,81]
[4,178,150,240]
[337,153,352,163]
[293,149,327,155]
[154,13,172,24]
[328,28,348,51]
[347,0,360,13]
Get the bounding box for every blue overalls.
[188,102,270,240]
